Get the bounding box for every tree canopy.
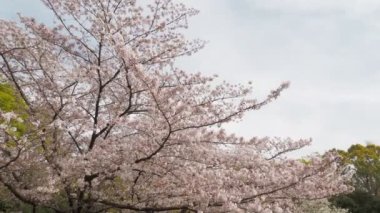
[330,144,380,213]
[0,0,352,212]
[338,144,380,196]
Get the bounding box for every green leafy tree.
[331,144,380,212]
[339,144,380,196]
[332,191,380,213]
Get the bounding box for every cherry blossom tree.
[0,0,352,212]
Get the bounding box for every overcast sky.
[1,0,379,155]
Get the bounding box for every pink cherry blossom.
[0,0,352,212]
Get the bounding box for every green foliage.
[0,200,12,211]
[0,83,28,114]
[296,199,348,213]
[331,144,380,212]
[339,144,380,196]
[0,82,28,138]
[331,191,380,213]
[0,185,55,213]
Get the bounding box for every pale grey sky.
[1,0,379,155]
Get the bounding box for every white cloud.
[246,0,380,15]
[181,0,380,155]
